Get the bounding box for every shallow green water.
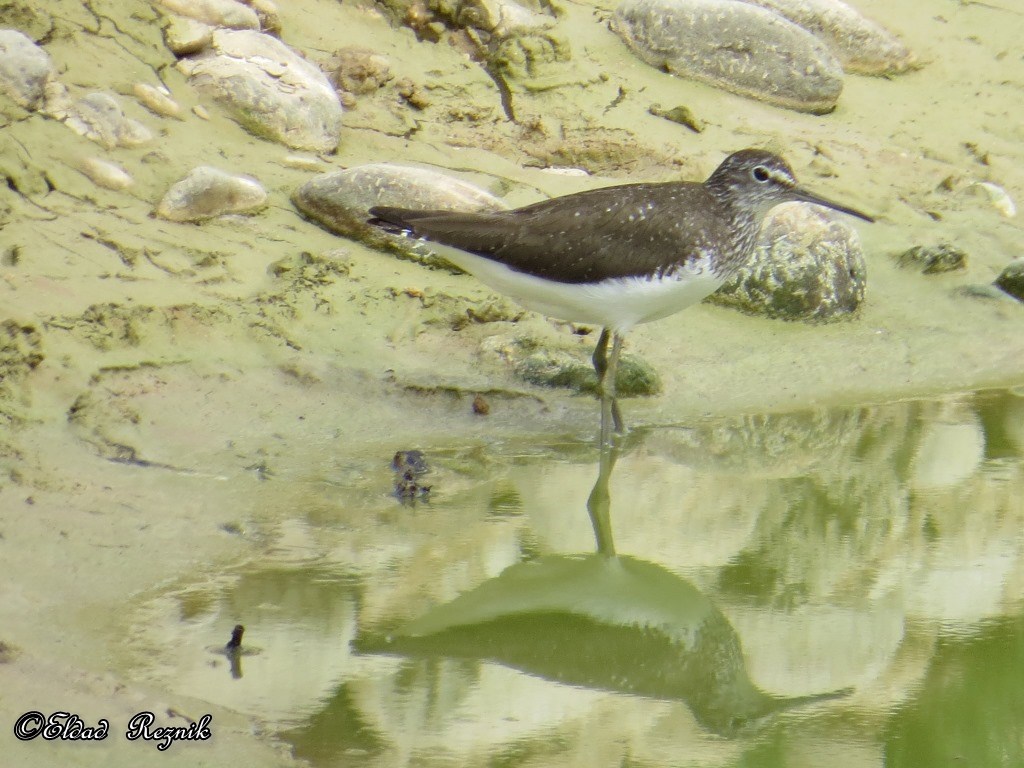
[128,388,1024,767]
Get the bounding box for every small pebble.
[192,104,211,119]
[894,243,967,275]
[281,154,324,171]
[79,157,134,190]
[994,258,1024,303]
[325,47,393,95]
[472,394,490,415]
[156,165,267,222]
[648,103,703,133]
[965,182,1016,218]
[133,82,181,118]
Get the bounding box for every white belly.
[429,243,723,333]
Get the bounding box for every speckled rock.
[62,92,154,149]
[156,166,267,222]
[292,163,507,266]
[155,0,260,30]
[177,29,343,152]
[995,258,1024,303]
[739,0,915,75]
[612,0,844,114]
[0,29,53,110]
[707,202,866,321]
[894,243,967,275]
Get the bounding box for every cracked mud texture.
[1,0,1023,765]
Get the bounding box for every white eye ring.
[753,166,770,182]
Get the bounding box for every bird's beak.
[790,186,874,223]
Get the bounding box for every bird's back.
[371,181,746,285]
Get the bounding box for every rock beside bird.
[707,202,866,321]
[292,163,507,267]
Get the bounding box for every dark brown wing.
[369,182,733,284]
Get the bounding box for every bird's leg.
[592,327,611,381]
[592,328,624,448]
[586,433,619,556]
[608,333,624,434]
[593,329,612,448]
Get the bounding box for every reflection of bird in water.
[356,553,849,735]
[358,434,850,735]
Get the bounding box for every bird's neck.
[715,202,764,278]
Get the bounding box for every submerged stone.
[177,29,343,151]
[612,0,844,114]
[708,202,866,321]
[738,0,915,75]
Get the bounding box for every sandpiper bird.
[369,149,873,446]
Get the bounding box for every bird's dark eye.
[753,166,770,182]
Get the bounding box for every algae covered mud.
[1,0,1024,765]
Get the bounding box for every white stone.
[79,157,134,190]
[133,82,181,118]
